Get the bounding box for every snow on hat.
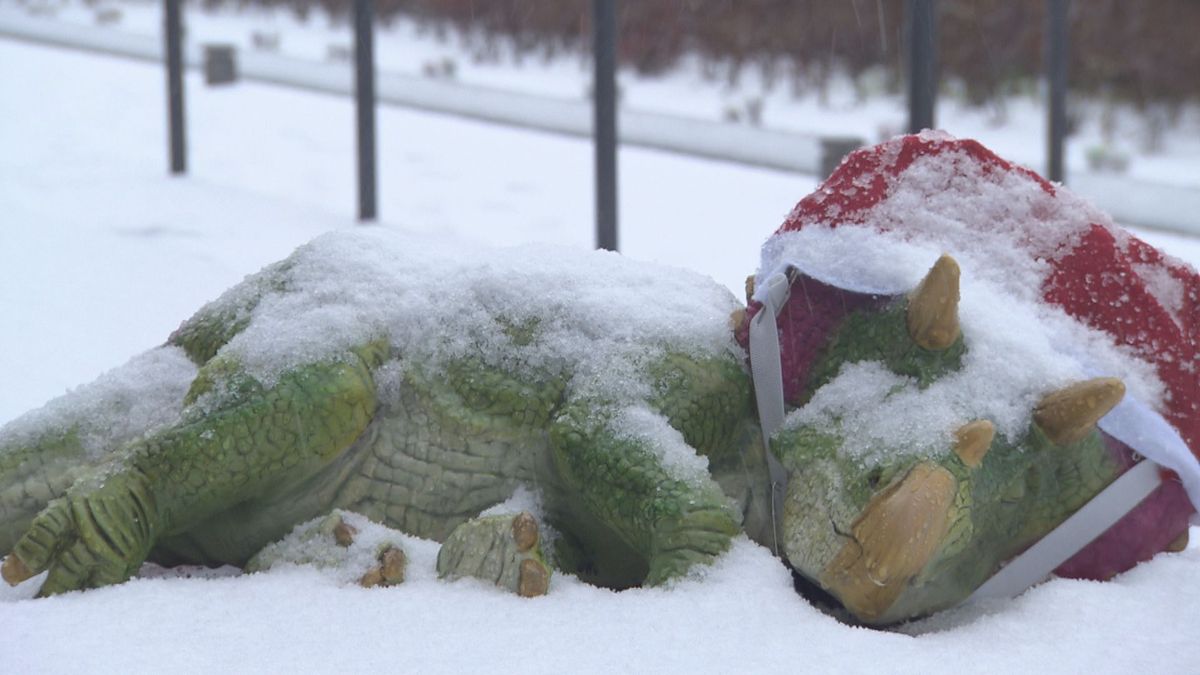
[752,131,1199,457]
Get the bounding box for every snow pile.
[246,511,433,586]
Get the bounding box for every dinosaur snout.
[817,462,958,624]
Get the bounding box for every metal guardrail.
[0,10,833,176]
[1074,173,1200,237]
[1,9,1197,236]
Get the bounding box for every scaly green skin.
[0,256,759,596]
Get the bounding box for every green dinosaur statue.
[0,226,1144,626]
[0,229,767,602]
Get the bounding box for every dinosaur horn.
[1167,529,1190,553]
[953,420,995,468]
[729,308,748,331]
[1033,377,1125,446]
[907,254,961,351]
[744,275,756,304]
[821,462,957,622]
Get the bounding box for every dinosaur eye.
[866,467,884,490]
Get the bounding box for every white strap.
[748,270,793,555]
[969,458,1162,601]
[1096,388,1200,513]
[749,270,791,444]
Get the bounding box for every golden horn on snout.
[744,275,756,305]
[1034,377,1126,446]
[821,462,958,623]
[907,254,961,351]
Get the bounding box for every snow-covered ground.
[2,28,1200,675]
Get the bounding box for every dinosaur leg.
[0,346,198,556]
[1,253,296,560]
[0,432,92,559]
[1,345,383,596]
[436,511,551,597]
[548,401,742,588]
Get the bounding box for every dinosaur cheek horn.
[820,462,957,623]
[907,254,961,351]
[1034,377,1126,446]
[953,420,996,468]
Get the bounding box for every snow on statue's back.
[750,131,1199,581]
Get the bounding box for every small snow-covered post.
[1046,0,1069,183]
[203,44,238,86]
[906,0,938,133]
[163,0,186,175]
[354,0,378,222]
[592,0,618,252]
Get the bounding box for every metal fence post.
[354,0,378,222]
[592,0,618,252]
[164,0,186,174]
[1047,0,1069,183]
[906,0,937,133]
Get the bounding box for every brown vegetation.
[208,0,1200,108]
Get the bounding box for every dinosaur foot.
[437,511,551,597]
[245,511,409,588]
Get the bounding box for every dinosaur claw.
[358,567,384,588]
[332,518,358,548]
[378,546,407,584]
[511,512,539,552]
[359,546,407,588]
[518,558,550,597]
[953,420,996,468]
[1034,377,1125,446]
[907,254,961,351]
[1,554,33,586]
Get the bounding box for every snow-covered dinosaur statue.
[1,134,1195,626]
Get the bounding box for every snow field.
[2,33,1200,675]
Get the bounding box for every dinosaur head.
[763,254,977,625]
[766,255,1128,625]
[736,133,1198,624]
